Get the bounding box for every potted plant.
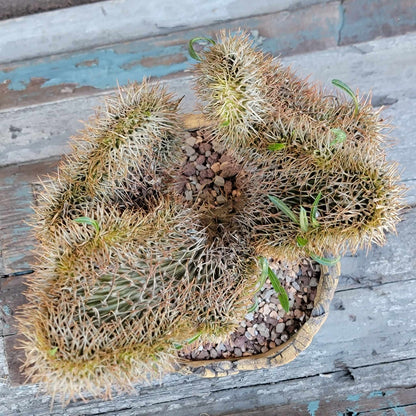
[17,31,404,404]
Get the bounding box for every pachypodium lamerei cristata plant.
[190,30,405,262]
[18,30,404,403]
[19,78,259,402]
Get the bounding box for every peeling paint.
[347,393,361,402]
[2,305,11,316]
[307,400,320,416]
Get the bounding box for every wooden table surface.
[1,2,416,414]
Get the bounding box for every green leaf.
[268,196,299,224]
[221,119,230,127]
[332,79,359,116]
[247,298,259,313]
[299,206,309,233]
[268,143,286,151]
[73,216,100,233]
[188,37,216,61]
[48,347,58,357]
[267,267,290,313]
[186,332,202,345]
[309,253,341,266]
[258,257,269,291]
[296,235,308,247]
[330,128,347,146]
[311,192,322,228]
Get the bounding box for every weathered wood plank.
[0,76,196,167]
[0,356,415,415]
[0,0,330,64]
[0,2,342,109]
[339,207,416,290]
[219,387,416,416]
[0,158,59,276]
[339,0,416,46]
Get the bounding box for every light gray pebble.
[195,164,206,171]
[292,281,300,291]
[214,175,225,187]
[234,348,243,357]
[310,277,318,287]
[245,330,255,341]
[210,349,218,359]
[257,323,270,338]
[184,145,195,156]
[185,190,193,201]
[189,154,198,162]
[185,136,196,147]
[245,312,254,321]
[276,323,286,333]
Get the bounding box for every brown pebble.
[185,136,196,147]
[195,154,206,165]
[211,162,221,173]
[199,142,212,153]
[199,169,215,179]
[183,163,196,177]
[220,161,240,178]
[224,180,233,195]
[216,195,227,204]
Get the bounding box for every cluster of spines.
[192,30,405,260]
[19,79,260,402]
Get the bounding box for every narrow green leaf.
[296,235,308,247]
[332,79,359,116]
[330,128,347,146]
[268,143,286,151]
[309,253,341,266]
[186,332,202,345]
[258,257,269,291]
[311,192,322,228]
[268,195,299,224]
[221,119,230,127]
[73,217,100,233]
[299,206,309,233]
[278,293,290,314]
[173,342,183,350]
[247,298,259,313]
[267,267,290,313]
[48,347,58,357]
[188,37,216,61]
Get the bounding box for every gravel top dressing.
[176,126,321,360]
[179,258,320,360]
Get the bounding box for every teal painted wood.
[0,2,341,109]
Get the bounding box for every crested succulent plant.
[20,201,208,400]
[190,30,405,262]
[191,30,275,148]
[33,80,184,242]
[18,31,405,403]
[19,77,259,401]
